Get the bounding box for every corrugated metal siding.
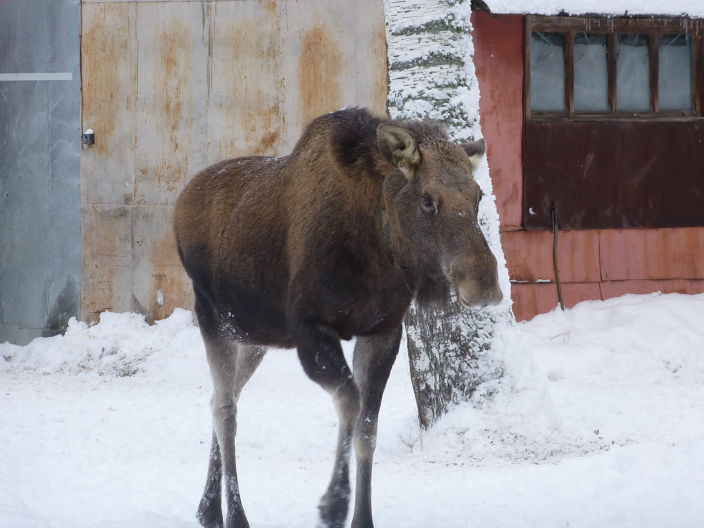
[0,0,81,344]
[80,0,388,323]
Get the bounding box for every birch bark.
[383,0,514,428]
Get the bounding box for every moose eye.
[421,193,436,213]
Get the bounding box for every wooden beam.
[650,33,660,113]
[566,31,574,114]
[608,33,617,112]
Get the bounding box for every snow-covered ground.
[2,292,704,527]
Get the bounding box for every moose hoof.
[317,486,350,528]
[351,514,375,528]
[224,507,251,528]
[196,497,223,528]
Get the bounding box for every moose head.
[378,121,503,309]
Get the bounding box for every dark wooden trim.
[565,30,575,113]
[530,16,704,34]
[694,35,703,114]
[521,16,528,234]
[650,33,660,113]
[528,115,704,122]
[524,16,532,120]
[607,33,617,112]
[525,113,700,121]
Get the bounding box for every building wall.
[0,0,82,345]
[472,10,704,321]
[72,4,704,325]
[80,0,388,323]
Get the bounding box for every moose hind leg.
[295,324,361,528]
[199,335,265,528]
[197,431,224,528]
[351,326,402,528]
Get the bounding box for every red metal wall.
[472,11,524,230]
[472,11,704,321]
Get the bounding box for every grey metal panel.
[0,0,81,344]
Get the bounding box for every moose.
[174,107,502,528]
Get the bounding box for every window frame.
[524,15,704,120]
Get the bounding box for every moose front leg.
[351,326,402,528]
[295,323,361,528]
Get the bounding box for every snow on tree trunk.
[383,0,514,428]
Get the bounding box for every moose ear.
[461,138,486,171]
[377,124,420,177]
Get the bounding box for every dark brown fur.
[174,107,501,528]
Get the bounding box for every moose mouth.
[457,279,503,309]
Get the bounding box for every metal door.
[0,0,81,344]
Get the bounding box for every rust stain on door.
[133,4,206,208]
[143,20,193,194]
[148,268,193,323]
[82,5,125,157]
[158,23,191,136]
[146,212,192,322]
[208,6,284,161]
[81,205,132,322]
[299,26,342,125]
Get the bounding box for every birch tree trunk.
[383,0,514,428]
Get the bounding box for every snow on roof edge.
[484,0,704,19]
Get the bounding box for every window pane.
[574,33,608,112]
[617,34,651,112]
[659,34,693,111]
[530,32,566,112]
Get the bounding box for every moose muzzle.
[451,251,503,309]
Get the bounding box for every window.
[526,17,703,117]
[523,16,704,230]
